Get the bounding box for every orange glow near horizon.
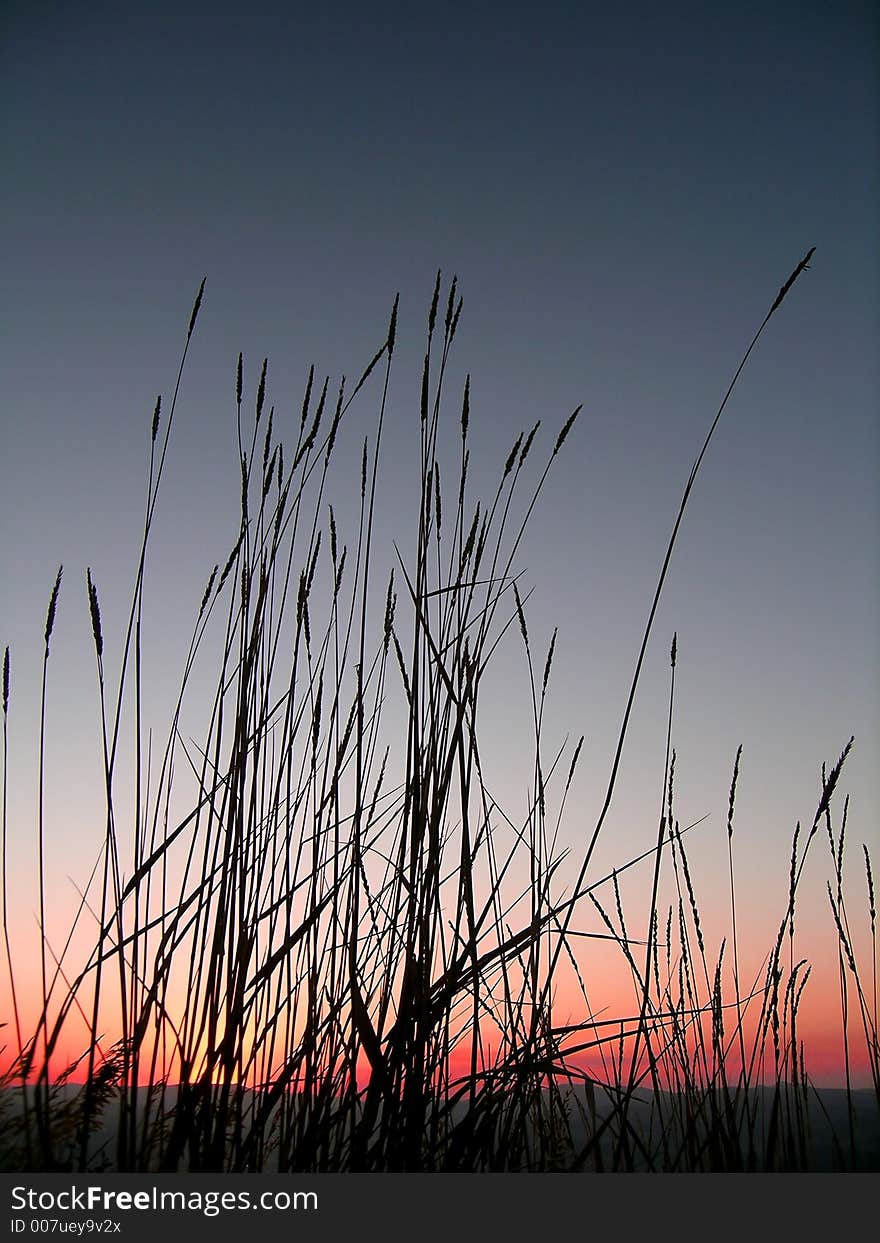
[2,935,875,1091]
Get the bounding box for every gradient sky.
[1,0,878,1083]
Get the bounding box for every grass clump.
[1,254,877,1172]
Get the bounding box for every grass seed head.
[187,277,206,340]
[86,568,103,658]
[769,246,816,318]
[519,420,540,467]
[263,405,274,472]
[813,735,854,829]
[326,377,345,463]
[307,530,321,594]
[864,844,876,934]
[503,433,523,479]
[44,565,63,649]
[727,744,742,839]
[387,292,399,357]
[329,506,337,564]
[420,355,429,424]
[444,275,458,335]
[428,270,441,338]
[334,545,347,596]
[199,565,218,617]
[513,582,528,649]
[218,534,242,592]
[450,295,463,339]
[384,570,396,652]
[667,749,676,826]
[300,364,315,430]
[256,358,267,425]
[553,405,581,456]
[542,628,557,697]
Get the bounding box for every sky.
[1,0,878,1086]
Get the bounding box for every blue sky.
[1,0,877,1061]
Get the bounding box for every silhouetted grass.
[1,253,877,1172]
